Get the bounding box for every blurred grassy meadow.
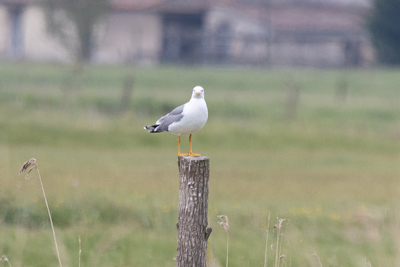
[0,62,399,266]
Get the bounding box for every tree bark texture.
[177,156,212,267]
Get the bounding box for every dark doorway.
[8,6,24,58]
[161,13,204,64]
[215,22,231,63]
[343,39,362,67]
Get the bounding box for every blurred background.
[0,0,399,266]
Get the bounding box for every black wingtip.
[144,125,155,130]
[144,124,164,133]
[149,129,163,133]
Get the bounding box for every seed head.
[217,215,229,233]
[278,218,286,230]
[19,158,38,179]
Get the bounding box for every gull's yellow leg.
[178,136,188,156]
[188,134,201,157]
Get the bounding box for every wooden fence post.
[120,73,134,113]
[176,156,212,267]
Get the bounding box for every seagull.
[144,86,208,157]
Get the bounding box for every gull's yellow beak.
[195,92,200,96]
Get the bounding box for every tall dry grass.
[217,215,230,267]
[217,214,292,267]
[19,158,63,267]
[0,255,12,267]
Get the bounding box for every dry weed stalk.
[273,218,287,267]
[0,255,12,267]
[264,211,271,267]
[217,215,230,267]
[19,158,63,267]
[79,235,82,267]
[312,250,323,267]
[364,257,372,267]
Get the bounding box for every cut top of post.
[178,156,209,160]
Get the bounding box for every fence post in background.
[285,83,301,120]
[120,73,134,113]
[335,77,348,104]
[176,156,212,267]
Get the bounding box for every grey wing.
[155,104,185,132]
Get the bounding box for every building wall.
[204,6,372,67]
[95,11,162,65]
[23,5,70,62]
[270,41,344,67]
[0,6,8,56]
[23,6,162,64]
[0,4,162,64]
[0,3,372,67]
[204,7,269,64]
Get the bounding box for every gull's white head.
[192,86,205,99]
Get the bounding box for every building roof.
[0,0,369,35]
[112,0,211,13]
[0,0,35,5]
[232,4,369,33]
[111,0,164,11]
[111,1,369,34]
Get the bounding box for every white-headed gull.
[144,86,208,156]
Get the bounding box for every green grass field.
[0,62,399,266]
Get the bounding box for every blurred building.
[0,0,373,67]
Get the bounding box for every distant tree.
[367,0,400,65]
[42,0,110,62]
